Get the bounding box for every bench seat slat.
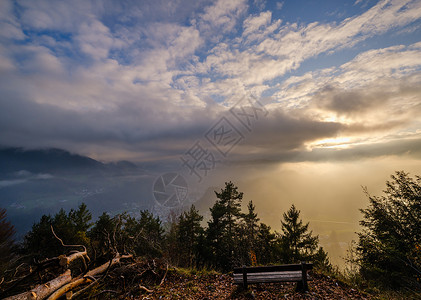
[234,277,303,282]
[234,271,302,277]
[235,277,302,283]
[233,263,313,287]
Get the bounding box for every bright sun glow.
[309,137,352,149]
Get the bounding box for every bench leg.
[242,265,248,290]
[296,261,309,292]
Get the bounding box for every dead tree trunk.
[58,250,89,268]
[47,254,133,300]
[4,270,72,300]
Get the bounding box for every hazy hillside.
[0,147,106,175]
[0,147,155,237]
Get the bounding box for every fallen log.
[58,250,89,268]
[47,254,133,300]
[3,270,72,300]
[46,277,92,300]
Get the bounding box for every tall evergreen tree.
[243,200,260,248]
[207,200,229,269]
[24,204,93,259]
[177,205,204,267]
[239,200,260,265]
[135,210,164,258]
[279,204,319,263]
[89,212,117,258]
[163,210,180,265]
[358,171,421,289]
[69,203,93,232]
[256,223,277,265]
[207,181,243,270]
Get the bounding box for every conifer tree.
[239,200,260,265]
[207,182,243,270]
[358,171,421,289]
[24,204,93,259]
[135,210,164,257]
[89,212,116,257]
[177,205,204,267]
[280,204,319,263]
[256,223,276,265]
[69,203,93,232]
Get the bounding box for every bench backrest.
[233,262,313,275]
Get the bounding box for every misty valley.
[0,147,155,237]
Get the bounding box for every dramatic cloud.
[0,0,420,166]
[1,0,421,267]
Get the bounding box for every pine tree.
[207,181,243,270]
[177,205,204,267]
[24,204,93,259]
[256,223,276,265]
[239,200,260,265]
[69,203,93,232]
[135,210,164,258]
[358,171,421,289]
[24,214,57,258]
[89,212,117,258]
[280,204,319,263]
[243,200,260,248]
[207,200,229,269]
[163,210,180,265]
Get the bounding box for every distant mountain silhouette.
[0,146,152,238]
[0,147,107,176]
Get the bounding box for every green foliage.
[207,181,243,271]
[243,200,260,249]
[88,212,116,258]
[15,172,421,297]
[162,210,180,265]
[177,205,204,268]
[23,203,92,259]
[237,200,260,266]
[278,204,319,263]
[89,210,164,259]
[69,202,93,232]
[255,223,277,265]
[18,180,332,278]
[357,171,421,290]
[136,210,164,257]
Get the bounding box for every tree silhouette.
[238,200,260,265]
[177,205,204,267]
[358,171,421,289]
[280,204,319,263]
[207,181,243,270]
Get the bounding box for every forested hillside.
[0,172,420,299]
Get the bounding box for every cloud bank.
[0,0,420,167]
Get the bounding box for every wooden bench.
[233,262,313,291]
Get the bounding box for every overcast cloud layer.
[1,0,421,168]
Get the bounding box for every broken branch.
[47,254,132,300]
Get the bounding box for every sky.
[1,0,421,264]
